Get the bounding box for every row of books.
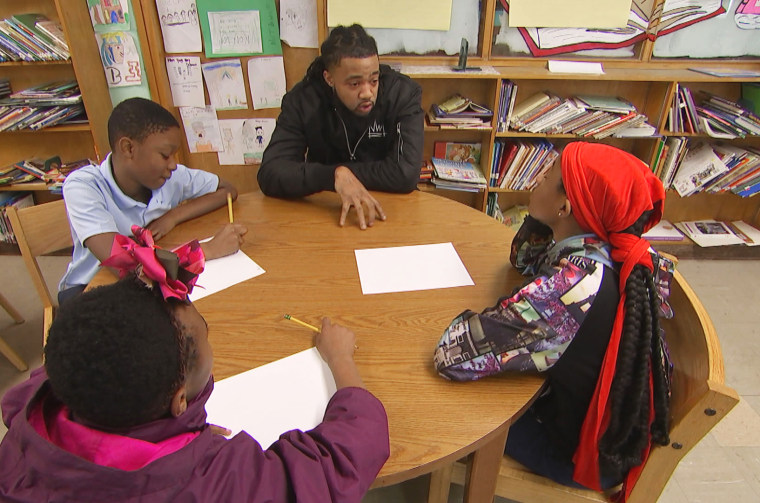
[505,92,655,138]
[644,219,760,248]
[0,81,85,132]
[489,139,558,191]
[668,86,760,138]
[652,139,760,198]
[0,14,69,62]
[426,94,493,129]
[0,192,34,244]
[495,80,517,133]
[0,157,90,193]
[429,157,487,192]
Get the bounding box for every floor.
[1,256,759,502]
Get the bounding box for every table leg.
[428,463,454,503]
[464,425,510,503]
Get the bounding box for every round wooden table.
[93,190,545,503]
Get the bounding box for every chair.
[444,270,740,503]
[7,199,73,348]
[0,291,26,371]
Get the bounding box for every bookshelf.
[0,0,112,251]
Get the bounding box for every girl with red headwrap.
[434,142,674,499]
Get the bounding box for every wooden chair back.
[447,270,740,503]
[7,199,73,344]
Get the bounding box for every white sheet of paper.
[354,242,474,295]
[217,118,276,165]
[280,0,318,48]
[189,250,265,302]
[178,106,224,153]
[247,56,287,109]
[208,10,263,54]
[157,0,203,53]
[547,60,604,75]
[205,347,336,449]
[166,56,205,107]
[201,59,248,110]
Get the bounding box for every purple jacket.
[0,368,389,502]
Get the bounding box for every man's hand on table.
[334,166,386,230]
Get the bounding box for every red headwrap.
[561,142,665,499]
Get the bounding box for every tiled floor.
[1,256,759,502]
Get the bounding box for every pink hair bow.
[101,225,205,301]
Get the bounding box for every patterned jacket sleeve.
[434,255,607,382]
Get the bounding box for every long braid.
[598,213,671,481]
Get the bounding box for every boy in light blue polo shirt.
[59,98,248,303]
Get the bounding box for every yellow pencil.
[226,193,234,224]
[283,314,320,332]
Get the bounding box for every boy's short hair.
[44,278,192,428]
[107,97,180,150]
[320,24,378,70]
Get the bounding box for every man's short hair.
[320,24,378,70]
[44,278,192,428]
[107,97,180,150]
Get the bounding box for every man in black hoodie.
[258,24,423,230]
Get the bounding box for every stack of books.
[418,159,434,184]
[0,14,69,62]
[427,94,493,129]
[0,192,34,244]
[508,92,654,138]
[0,81,85,131]
[697,93,760,139]
[430,157,487,192]
[653,140,760,198]
[490,139,558,191]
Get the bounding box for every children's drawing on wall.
[242,118,275,164]
[166,56,205,107]
[201,59,248,110]
[735,0,760,29]
[87,0,130,29]
[247,56,286,110]
[216,118,275,165]
[208,10,263,55]
[179,106,223,153]
[280,0,319,48]
[157,0,202,52]
[96,32,142,87]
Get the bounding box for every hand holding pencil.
[312,317,364,390]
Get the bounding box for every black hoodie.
[258,58,423,197]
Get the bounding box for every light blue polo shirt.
[58,154,219,291]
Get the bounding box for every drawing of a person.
[191,121,213,152]
[255,126,265,147]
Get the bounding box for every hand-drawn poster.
[280,0,318,48]
[157,0,203,53]
[87,0,130,29]
[247,56,286,109]
[96,32,142,88]
[179,106,224,153]
[166,56,205,107]
[217,118,275,165]
[201,59,248,110]
[197,0,282,57]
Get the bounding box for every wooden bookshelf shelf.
[0,182,51,192]
[0,60,71,67]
